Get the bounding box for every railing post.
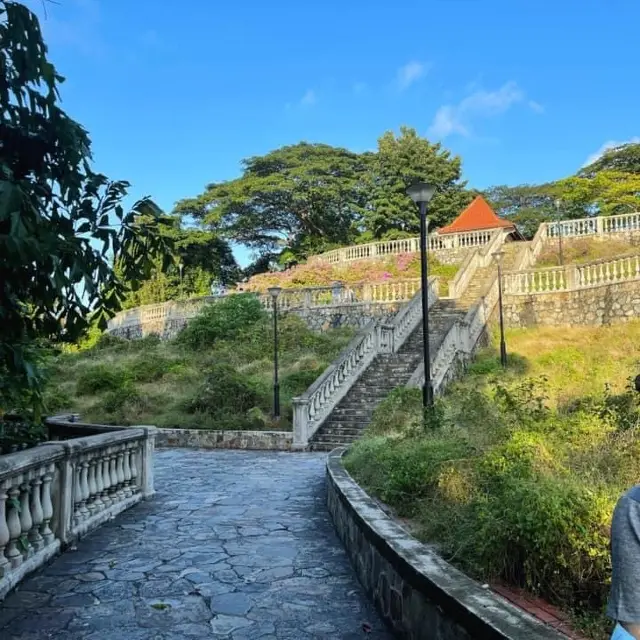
[292,398,310,449]
[596,216,603,234]
[331,281,344,305]
[139,427,157,499]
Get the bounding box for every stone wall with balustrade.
[0,416,155,600]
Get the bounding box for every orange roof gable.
[437,196,514,234]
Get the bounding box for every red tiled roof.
[437,196,515,234]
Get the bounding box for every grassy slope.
[345,321,640,639]
[536,236,640,267]
[45,311,354,432]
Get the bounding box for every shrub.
[127,352,175,383]
[76,365,129,395]
[185,363,264,416]
[177,295,266,350]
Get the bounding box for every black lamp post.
[406,181,437,410]
[178,263,184,299]
[268,286,282,419]
[554,198,564,266]
[493,250,508,368]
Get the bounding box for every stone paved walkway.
[0,449,392,639]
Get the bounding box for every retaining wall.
[326,450,563,640]
[504,279,640,327]
[154,429,292,451]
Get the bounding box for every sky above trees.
[23,0,640,265]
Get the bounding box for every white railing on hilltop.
[502,253,640,296]
[107,280,423,333]
[308,229,494,266]
[545,211,640,239]
[292,278,439,447]
[0,417,155,600]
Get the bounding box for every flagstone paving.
[0,449,391,639]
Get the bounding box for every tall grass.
[345,321,640,639]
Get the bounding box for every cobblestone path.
[0,449,391,639]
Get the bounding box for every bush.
[185,363,264,416]
[177,295,266,350]
[127,352,175,383]
[76,364,129,395]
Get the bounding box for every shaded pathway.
[0,450,391,639]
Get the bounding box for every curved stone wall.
[326,449,563,640]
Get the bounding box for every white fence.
[292,278,439,447]
[308,229,495,266]
[0,418,155,600]
[545,211,640,239]
[503,253,640,296]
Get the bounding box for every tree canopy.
[0,1,171,413]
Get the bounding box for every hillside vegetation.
[244,253,458,292]
[345,322,640,638]
[536,236,639,268]
[45,296,353,431]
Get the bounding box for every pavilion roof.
[437,196,515,235]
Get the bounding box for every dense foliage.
[45,296,354,431]
[0,2,172,419]
[345,322,640,639]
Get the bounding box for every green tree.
[365,127,473,238]
[580,142,640,177]
[0,2,171,414]
[175,142,371,262]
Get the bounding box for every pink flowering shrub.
[245,252,458,292]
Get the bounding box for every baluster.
[101,452,112,507]
[86,457,98,515]
[544,271,550,292]
[40,465,55,546]
[19,477,34,559]
[123,445,133,498]
[6,484,23,568]
[636,256,640,277]
[116,449,126,500]
[29,473,46,551]
[93,457,104,512]
[130,448,139,493]
[0,481,10,577]
[80,460,90,519]
[108,452,119,502]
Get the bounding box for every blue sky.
[25,0,640,265]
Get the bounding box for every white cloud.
[300,89,317,106]
[583,137,640,167]
[528,100,545,114]
[397,61,428,91]
[428,81,539,139]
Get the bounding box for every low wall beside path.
[154,428,293,451]
[326,449,564,640]
[0,415,156,601]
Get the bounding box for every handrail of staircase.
[407,274,500,392]
[292,277,439,448]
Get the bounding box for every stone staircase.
[308,299,466,451]
[308,241,526,452]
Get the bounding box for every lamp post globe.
[406,181,436,412]
[268,287,282,419]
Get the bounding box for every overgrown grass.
[44,295,353,431]
[536,236,639,267]
[345,321,640,639]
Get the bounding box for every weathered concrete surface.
[0,449,390,639]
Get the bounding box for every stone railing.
[292,278,439,447]
[108,280,423,334]
[448,228,508,298]
[308,229,494,266]
[408,275,499,393]
[545,211,640,239]
[503,253,640,295]
[0,417,155,600]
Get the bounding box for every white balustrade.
[545,211,640,240]
[292,278,439,447]
[0,420,155,599]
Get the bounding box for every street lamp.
[554,199,564,266]
[406,181,437,410]
[178,263,184,298]
[493,250,508,368]
[268,286,282,419]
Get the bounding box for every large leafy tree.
[580,142,640,177]
[0,2,172,412]
[121,217,240,308]
[175,143,372,262]
[365,127,473,238]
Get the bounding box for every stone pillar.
[292,398,310,450]
[139,427,157,499]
